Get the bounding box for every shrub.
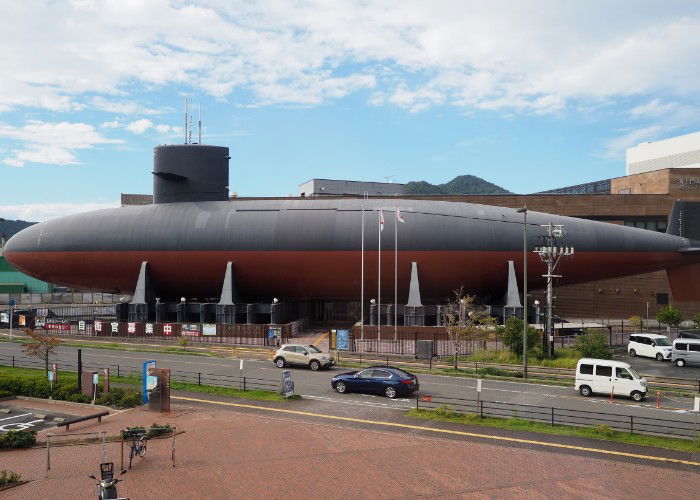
[628,315,642,331]
[118,391,142,408]
[656,304,683,328]
[574,330,612,359]
[0,470,22,487]
[0,390,12,398]
[0,430,37,449]
[146,423,173,438]
[434,405,461,419]
[692,313,700,330]
[496,317,540,357]
[177,338,189,350]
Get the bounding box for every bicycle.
[127,431,147,468]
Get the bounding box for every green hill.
[403,174,510,195]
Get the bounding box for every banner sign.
[94,320,102,332]
[45,322,71,331]
[142,360,157,403]
[145,323,154,335]
[181,324,201,336]
[202,323,217,336]
[0,313,7,323]
[127,322,137,334]
[267,326,281,339]
[18,315,26,326]
[163,323,173,336]
[281,370,294,397]
[336,329,350,350]
[78,320,86,331]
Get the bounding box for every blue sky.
[1,1,700,220]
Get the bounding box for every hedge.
[0,372,142,409]
[0,430,36,449]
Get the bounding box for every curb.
[14,396,111,411]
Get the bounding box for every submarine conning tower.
[152,144,230,204]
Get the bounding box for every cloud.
[599,125,663,160]
[125,119,154,134]
[0,1,698,114]
[0,120,122,167]
[0,201,120,221]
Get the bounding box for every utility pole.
[516,207,528,379]
[535,223,574,358]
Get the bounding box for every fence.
[0,354,281,393]
[0,292,130,306]
[417,395,699,440]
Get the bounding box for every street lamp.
[534,300,540,325]
[516,206,528,379]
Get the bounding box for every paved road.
[1,341,699,437]
[616,351,700,380]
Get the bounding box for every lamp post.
[516,207,528,379]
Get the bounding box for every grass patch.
[450,348,581,369]
[0,336,215,357]
[407,408,700,453]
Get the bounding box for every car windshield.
[627,366,641,379]
[654,337,671,346]
[307,345,322,353]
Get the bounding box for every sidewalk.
[3,392,699,499]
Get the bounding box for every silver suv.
[273,344,335,371]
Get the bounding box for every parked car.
[627,333,672,361]
[671,338,700,367]
[331,366,419,398]
[273,344,335,371]
[678,330,700,339]
[575,358,647,401]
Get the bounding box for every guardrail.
[335,352,700,393]
[0,354,280,393]
[417,395,699,440]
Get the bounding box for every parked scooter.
[88,462,128,499]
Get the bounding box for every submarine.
[4,143,700,303]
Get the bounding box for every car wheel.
[631,391,644,402]
[579,385,592,397]
[676,358,686,367]
[335,381,347,394]
[274,357,285,368]
[385,386,397,398]
[655,353,664,361]
[309,360,320,371]
[628,349,636,357]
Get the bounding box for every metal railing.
[0,354,280,393]
[417,395,699,440]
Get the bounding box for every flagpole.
[378,209,382,343]
[394,208,398,341]
[361,203,365,341]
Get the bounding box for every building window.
[656,293,669,305]
[624,218,667,233]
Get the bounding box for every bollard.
[657,391,661,409]
[12,355,14,368]
[117,364,120,377]
[610,386,614,403]
[198,372,201,385]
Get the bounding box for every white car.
[575,358,647,401]
[627,334,672,361]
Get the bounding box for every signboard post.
[280,370,294,398]
[267,326,282,346]
[47,370,54,396]
[92,372,99,404]
[476,379,482,403]
[142,360,157,404]
[694,396,699,445]
[9,299,14,341]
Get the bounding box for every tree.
[177,337,189,351]
[691,313,700,330]
[656,304,683,330]
[628,315,643,332]
[496,317,540,358]
[22,329,62,376]
[441,288,497,369]
[574,329,612,359]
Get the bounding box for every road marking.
[171,395,700,467]
[0,412,32,422]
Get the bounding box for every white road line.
[0,412,32,422]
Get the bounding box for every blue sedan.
[331,366,419,398]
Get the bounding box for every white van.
[627,334,672,361]
[671,338,700,367]
[575,358,647,401]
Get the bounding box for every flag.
[379,210,384,231]
[396,208,405,223]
